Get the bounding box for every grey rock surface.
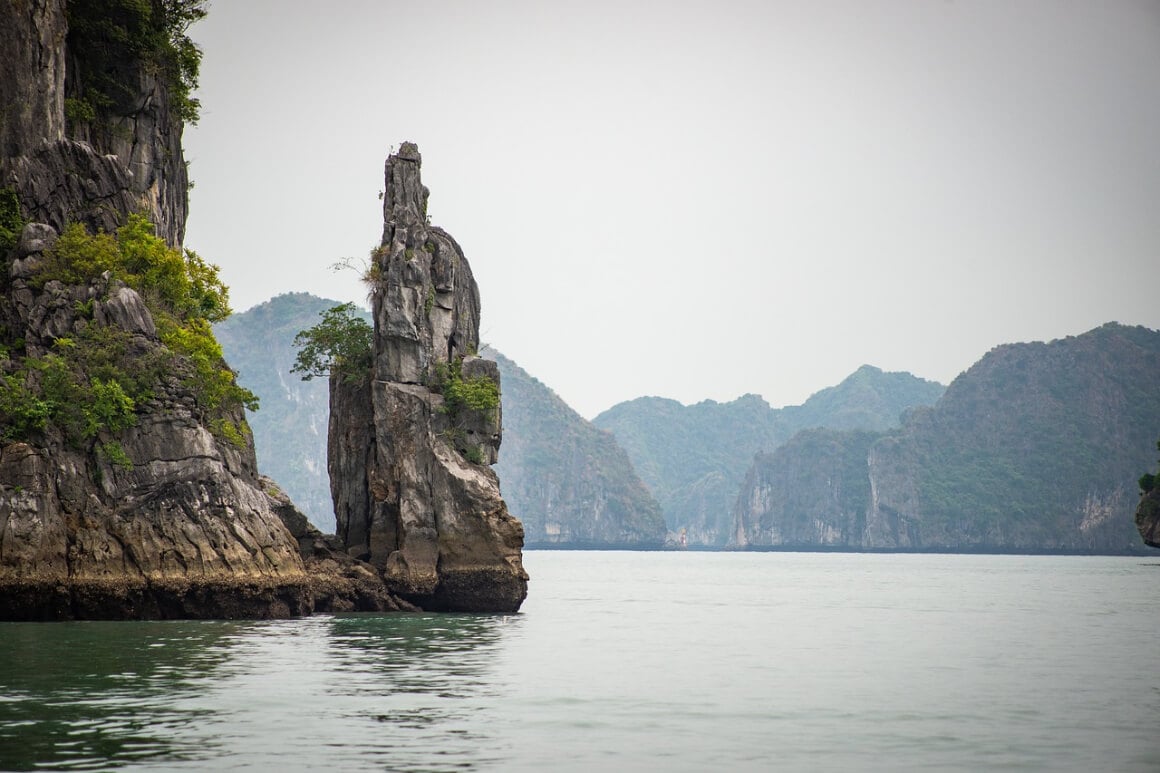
[0,1,187,246]
[0,0,345,619]
[330,143,527,612]
[0,260,315,618]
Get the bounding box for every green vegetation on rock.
[65,0,206,125]
[290,302,373,385]
[0,216,254,449]
[0,188,24,255]
[430,358,499,417]
[36,216,230,322]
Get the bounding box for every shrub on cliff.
[0,216,255,450]
[431,359,500,418]
[291,303,374,384]
[0,188,23,255]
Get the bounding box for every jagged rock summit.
[329,142,528,612]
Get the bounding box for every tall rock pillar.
[330,142,528,613]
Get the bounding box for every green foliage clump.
[0,216,254,451]
[0,372,51,439]
[0,334,146,446]
[99,441,133,469]
[63,97,97,127]
[430,358,500,418]
[157,315,256,416]
[428,358,499,465]
[0,188,24,255]
[37,216,232,323]
[65,0,206,125]
[291,303,374,384]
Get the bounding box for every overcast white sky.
[184,1,1160,419]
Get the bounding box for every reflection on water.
[0,620,238,770]
[6,555,1158,772]
[0,613,521,772]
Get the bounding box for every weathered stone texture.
[0,0,187,246]
[731,325,1160,553]
[0,0,66,159]
[0,249,314,618]
[0,1,337,619]
[373,145,479,384]
[331,143,527,612]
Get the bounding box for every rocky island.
[324,143,528,612]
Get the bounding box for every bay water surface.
[1,551,1157,771]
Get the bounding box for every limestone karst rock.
[329,143,528,612]
[732,324,1160,552]
[0,1,396,619]
[0,0,187,246]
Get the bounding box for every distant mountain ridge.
[594,365,945,545]
[216,294,664,547]
[485,348,666,547]
[215,293,338,529]
[733,323,1160,553]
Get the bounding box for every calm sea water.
[1,551,1157,772]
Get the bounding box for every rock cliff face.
[0,1,187,246]
[329,144,527,612]
[0,1,387,619]
[733,324,1160,553]
[732,429,882,548]
[216,295,664,547]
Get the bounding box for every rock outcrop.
[732,324,1160,553]
[329,143,527,612]
[732,429,882,548]
[0,1,400,619]
[0,0,187,246]
[1136,488,1160,549]
[0,263,317,619]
